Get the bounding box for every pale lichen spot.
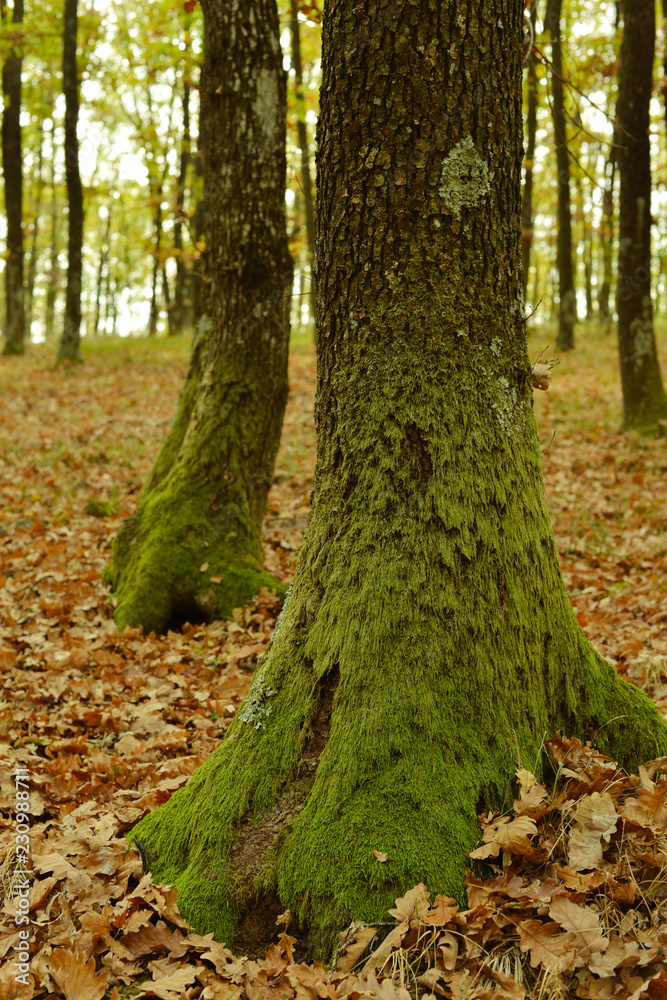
[438,136,494,218]
[253,68,279,146]
[630,297,655,366]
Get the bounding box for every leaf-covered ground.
[1,325,666,999]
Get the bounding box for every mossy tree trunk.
[104,0,293,634]
[616,0,667,433]
[129,0,667,960]
[546,0,576,350]
[57,0,83,364]
[1,0,26,357]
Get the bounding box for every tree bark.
[616,0,667,432]
[104,0,293,634]
[129,0,667,959]
[1,0,26,356]
[290,0,316,327]
[546,0,576,350]
[57,0,84,363]
[521,1,538,305]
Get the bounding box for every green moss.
[127,336,667,958]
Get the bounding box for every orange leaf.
[50,949,108,1000]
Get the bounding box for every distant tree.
[128,0,667,959]
[58,0,84,362]
[1,0,26,356]
[616,0,667,431]
[546,0,576,350]
[104,0,293,633]
[598,141,616,325]
[521,1,538,304]
[290,0,316,326]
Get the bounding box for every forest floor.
[1,324,667,1000]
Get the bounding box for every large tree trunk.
[129,0,667,960]
[520,0,538,305]
[1,0,26,356]
[57,0,84,363]
[104,0,293,634]
[616,0,667,432]
[290,0,316,327]
[546,0,576,350]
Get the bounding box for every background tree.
[521,0,538,303]
[128,0,667,959]
[57,0,84,362]
[104,0,293,633]
[546,0,576,349]
[616,0,667,432]
[289,0,316,327]
[1,0,25,356]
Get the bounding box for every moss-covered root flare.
[104,485,286,634]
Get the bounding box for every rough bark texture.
[1,0,26,356]
[129,0,667,960]
[616,0,667,432]
[104,0,292,634]
[546,0,576,350]
[520,1,537,304]
[58,0,83,363]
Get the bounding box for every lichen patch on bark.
[438,136,493,217]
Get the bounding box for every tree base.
[128,572,667,958]
[104,485,287,633]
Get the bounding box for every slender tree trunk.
[146,196,162,337]
[598,143,615,325]
[104,0,293,634]
[130,0,667,960]
[58,0,84,362]
[172,83,190,335]
[576,175,594,322]
[546,0,576,350]
[190,77,207,329]
[25,122,44,339]
[44,151,59,341]
[616,0,667,432]
[2,0,26,356]
[290,0,316,327]
[93,208,111,338]
[662,0,667,132]
[521,1,538,304]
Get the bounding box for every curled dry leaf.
[336,925,378,975]
[531,356,558,391]
[567,790,618,871]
